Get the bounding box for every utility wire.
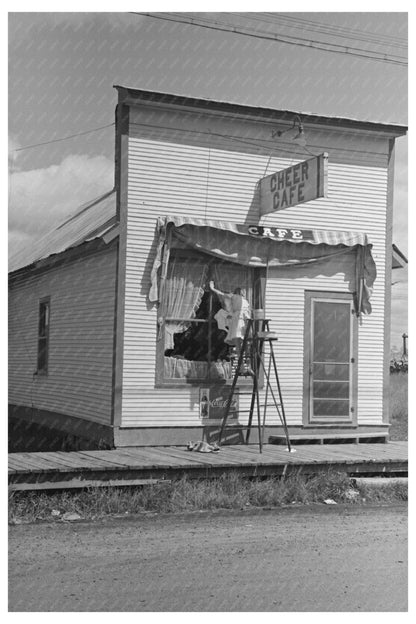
[129,119,394,159]
[11,122,115,153]
[136,13,407,66]
[172,12,407,63]
[257,12,408,49]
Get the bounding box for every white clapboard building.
[8,87,407,448]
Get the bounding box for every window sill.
[155,377,256,389]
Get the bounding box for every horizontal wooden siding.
[9,246,117,425]
[120,105,390,428]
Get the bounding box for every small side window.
[37,298,50,374]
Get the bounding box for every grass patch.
[355,480,408,503]
[389,373,408,441]
[8,470,407,524]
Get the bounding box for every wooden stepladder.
[218,316,292,453]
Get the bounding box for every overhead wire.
[173,12,408,64]
[128,119,392,159]
[257,12,408,49]
[136,13,407,66]
[11,122,115,153]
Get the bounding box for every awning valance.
[149,216,377,316]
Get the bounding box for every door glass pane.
[313,363,349,381]
[313,302,350,362]
[313,381,349,399]
[313,399,350,417]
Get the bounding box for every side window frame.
[37,297,51,375]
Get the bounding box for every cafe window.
[37,297,50,375]
[156,250,262,385]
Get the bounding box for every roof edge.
[8,189,117,275]
[392,243,408,268]
[8,234,119,281]
[114,85,407,137]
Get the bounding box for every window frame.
[37,297,51,376]
[155,250,264,387]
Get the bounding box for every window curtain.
[162,257,208,350]
[212,264,252,300]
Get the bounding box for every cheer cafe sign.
[259,153,328,216]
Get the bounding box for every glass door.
[309,298,354,423]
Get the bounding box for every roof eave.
[392,243,408,269]
[115,85,408,137]
[8,233,119,282]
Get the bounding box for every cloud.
[9,153,114,257]
[9,136,21,153]
[8,136,21,167]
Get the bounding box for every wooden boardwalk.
[8,441,408,491]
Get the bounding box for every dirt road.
[9,504,407,612]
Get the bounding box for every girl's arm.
[209,281,223,296]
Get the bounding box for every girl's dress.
[216,292,251,346]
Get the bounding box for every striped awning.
[150,215,376,316]
[159,215,370,248]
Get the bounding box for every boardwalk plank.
[98,449,173,469]
[235,449,297,465]
[226,445,283,459]
[7,454,53,473]
[233,446,318,464]
[302,444,395,463]
[223,446,326,467]
[133,446,200,464]
[119,447,197,469]
[291,444,374,461]
[9,453,62,472]
[167,446,249,466]
[213,448,272,466]
[75,450,137,469]
[38,452,105,472]
[62,451,120,467]
[290,446,359,462]
[39,451,99,468]
[143,447,218,468]
[114,450,180,468]
[52,451,123,470]
[117,447,194,469]
[278,448,333,464]
[8,456,31,471]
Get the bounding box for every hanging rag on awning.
[149,216,377,317]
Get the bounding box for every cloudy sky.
[8,9,408,350]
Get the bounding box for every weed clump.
[355,480,408,503]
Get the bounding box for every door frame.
[302,290,358,427]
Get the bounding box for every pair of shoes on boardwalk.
[187,441,220,453]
